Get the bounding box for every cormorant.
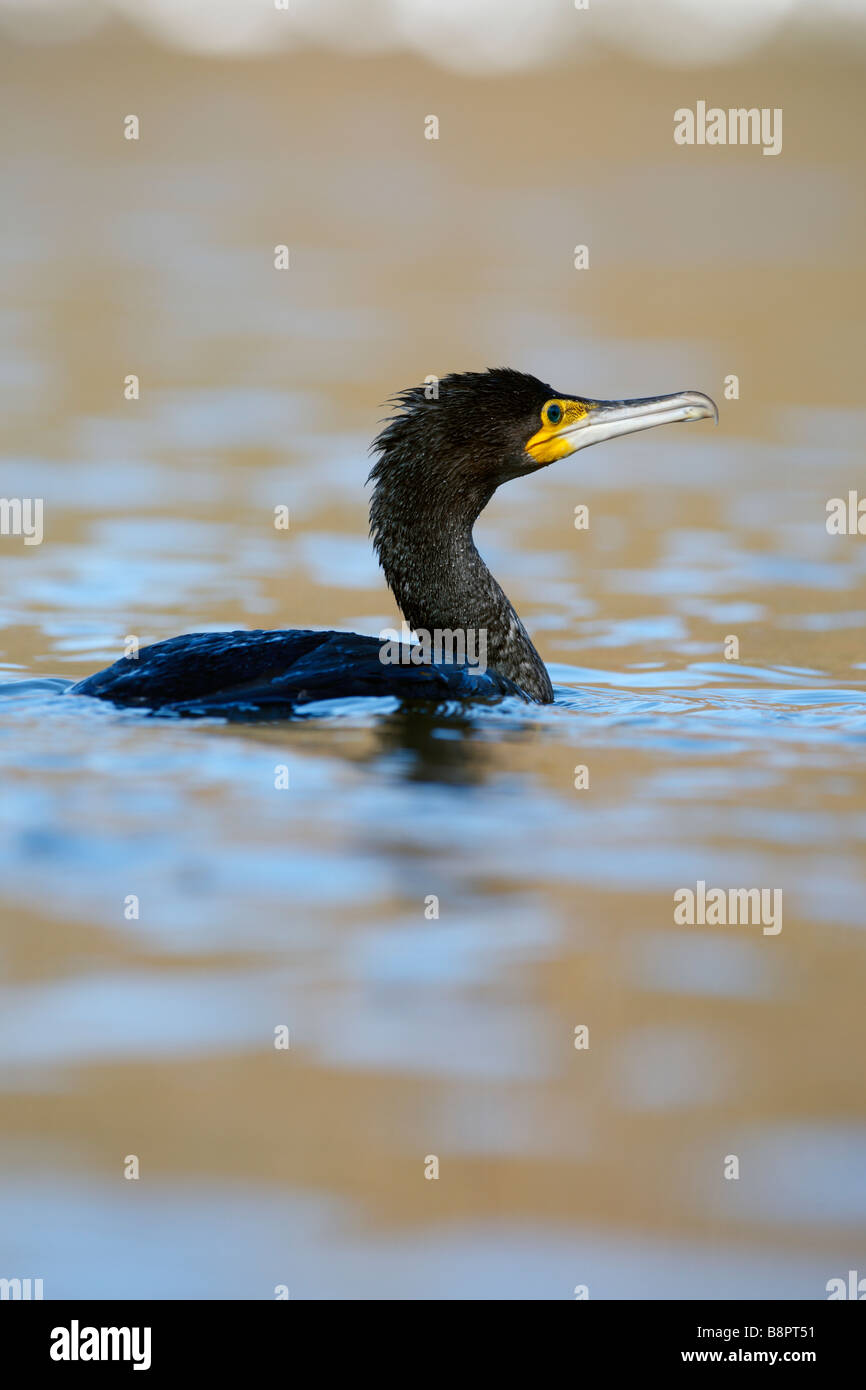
[70,369,717,717]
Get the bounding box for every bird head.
[370,368,717,499]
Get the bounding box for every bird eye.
[546,402,563,425]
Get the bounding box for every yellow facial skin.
[525,399,595,465]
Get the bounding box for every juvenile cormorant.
[70,369,717,717]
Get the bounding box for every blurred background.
[0,0,864,1298]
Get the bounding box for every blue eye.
[546,403,562,425]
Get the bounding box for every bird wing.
[70,628,525,717]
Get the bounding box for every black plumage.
[71,628,523,718]
[70,368,716,718]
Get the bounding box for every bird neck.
[370,482,553,703]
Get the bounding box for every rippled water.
[0,33,864,1299]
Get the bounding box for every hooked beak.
[568,390,718,449]
[526,390,718,465]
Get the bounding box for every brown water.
[0,29,865,1298]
